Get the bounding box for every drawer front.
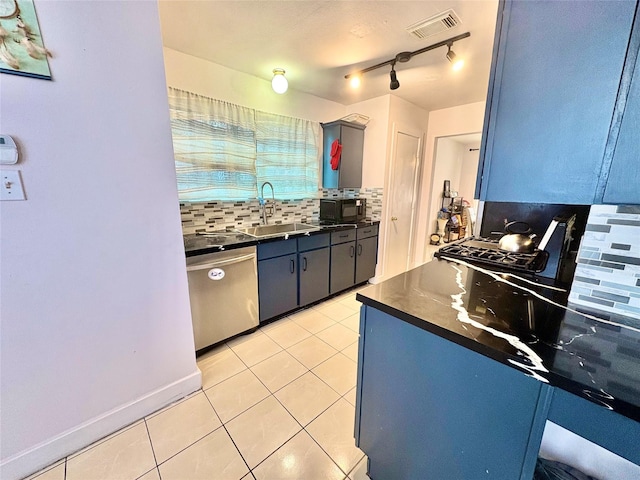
[357,224,379,240]
[331,229,357,245]
[298,233,330,252]
[257,238,297,260]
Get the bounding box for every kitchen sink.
[236,223,319,238]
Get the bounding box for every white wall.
[415,101,486,265]
[430,138,464,222]
[163,48,345,123]
[0,3,200,479]
[459,144,481,204]
[346,96,391,188]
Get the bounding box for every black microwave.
[320,198,366,224]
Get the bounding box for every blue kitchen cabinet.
[329,230,357,294]
[257,240,298,322]
[355,226,378,284]
[298,234,330,307]
[477,0,637,204]
[355,306,548,479]
[322,120,365,189]
[547,389,640,466]
[601,9,640,205]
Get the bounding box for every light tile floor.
[26,287,370,480]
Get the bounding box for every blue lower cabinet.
[330,241,356,294]
[355,306,545,479]
[547,389,640,466]
[299,247,330,307]
[355,236,377,284]
[257,253,298,322]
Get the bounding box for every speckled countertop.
[183,220,380,257]
[356,257,640,422]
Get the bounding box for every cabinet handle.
[339,234,349,238]
[357,244,362,256]
[303,257,308,271]
[350,245,355,257]
[290,259,295,274]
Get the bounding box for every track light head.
[446,44,464,71]
[389,63,400,90]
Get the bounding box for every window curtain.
[256,111,320,199]
[168,87,320,202]
[168,88,257,201]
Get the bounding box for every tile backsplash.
[569,205,640,323]
[180,187,384,234]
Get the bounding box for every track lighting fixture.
[344,32,470,91]
[271,68,288,94]
[446,44,464,71]
[389,62,400,90]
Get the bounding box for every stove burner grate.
[434,237,549,273]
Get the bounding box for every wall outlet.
[1,169,26,201]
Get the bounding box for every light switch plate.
[1,169,26,200]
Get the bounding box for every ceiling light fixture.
[344,32,470,90]
[389,62,400,90]
[446,44,464,71]
[271,68,288,94]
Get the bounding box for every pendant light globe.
[271,68,288,94]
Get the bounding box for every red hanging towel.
[330,139,342,170]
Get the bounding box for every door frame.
[379,122,425,281]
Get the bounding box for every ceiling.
[158,1,499,112]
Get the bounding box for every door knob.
[391,216,398,221]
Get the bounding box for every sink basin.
[236,223,319,238]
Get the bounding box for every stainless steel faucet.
[259,182,275,225]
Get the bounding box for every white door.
[383,125,422,279]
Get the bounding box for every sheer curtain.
[168,87,320,202]
[256,111,321,199]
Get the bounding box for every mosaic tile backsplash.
[569,205,640,323]
[180,187,384,234]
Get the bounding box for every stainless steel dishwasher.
[186,246,259,352]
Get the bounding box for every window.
[168,88,321,201]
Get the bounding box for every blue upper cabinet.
[601,11,640,205]
[476,0,637,204]
[322,120,365,189]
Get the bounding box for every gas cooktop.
[434,237,549,273]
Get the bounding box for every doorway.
[381,123,423,280]
[424,133,482,260]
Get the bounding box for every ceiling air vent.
[406,9,461,39]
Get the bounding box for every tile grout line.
[142,417,160,478]
[201,389,255,479]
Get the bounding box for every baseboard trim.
[1,370,201,480]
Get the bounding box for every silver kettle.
[498,221,537,253]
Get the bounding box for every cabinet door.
[355,236,378,284]
[603,37,640,204]
[330,241,356,294]
[258,254,298,322]
[477,0,636,204]
[357,307,546,480]
[299,248,330,307]
[338,125,364,189]
[322,120,365,189]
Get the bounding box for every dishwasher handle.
[186,253,256,272]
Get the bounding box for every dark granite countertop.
[184,220,380,257]
[356,257,640,422]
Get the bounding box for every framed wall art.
[0,0,51,79]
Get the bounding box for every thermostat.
[0,135,18,165]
